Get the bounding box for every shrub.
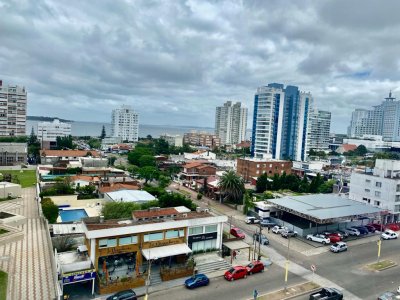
[41,198,59,223]
[197,193,203,200]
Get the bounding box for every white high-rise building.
[111,105,139,142]
[0,80,27,136]
[215,101,247,145]
[306,109,332,154]
[37,119,71,142]
[349,159,400,223]
[347,92,400,141]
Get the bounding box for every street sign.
[311,264,316,272]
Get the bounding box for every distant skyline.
[2,0,400,133]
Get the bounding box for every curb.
[251,281,321,300]
[282,287,321,300]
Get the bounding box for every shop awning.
[142,244,192,260]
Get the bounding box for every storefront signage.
[62,270,96,284]
[188,232,217,243]
[148,238,184,248]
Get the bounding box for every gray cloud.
[1,0,400,133]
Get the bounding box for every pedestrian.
[267,226,270,233]
[253,289,259,300]
[232,250,237,260]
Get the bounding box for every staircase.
[196,259,231,274]
[150,269,162,285]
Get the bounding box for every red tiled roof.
[183,162,204,169]
[40,150,101,157]
[132,208,178,219]
[197,165,216,170]
[70,175,100,182]
[341,144,357,152]
[99,183,140,194]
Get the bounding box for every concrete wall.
[0,183,22,198]
[49,195,105,208]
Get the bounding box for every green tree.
[218,170,245,204]
[128,147,154,165]
[102,202,141,219]
[88,138,101,149]
[138,166,158,183]
[41,198,59,223]
[100,125,106,139]
[28,128,41,164]
[158,193,196,210]
[355,145,368,156]
[127,165,140,177]
[158,175,171,188]
[318,179,335,193]
[299,175,309,193]
[56,135,75,149]
[243,192,254,215]
[256,173,269,193]
[309,173,324,193]
[154,138,170,155]
[107,156,117,166]
[271,174,280,191]
[138,155,156,167]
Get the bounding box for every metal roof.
[106,190,156,202]
[52,223,85,235]
[223,240,250,250]
[268,194,382,224]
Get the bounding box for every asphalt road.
[289,237,400,300]
[146,262,305,300]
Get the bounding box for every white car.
[245,216,260,224]
[330,241,348,253]
[343,228,360,236]
[272,225,287,234]
[381,229,399,240]
[306,234,330,245]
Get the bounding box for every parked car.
[245,261,265,275]
[336,230,349,238]
[385,223,400,231]
[343,228,360,236]
[323,232,343,241]
[364,225,376,233]
[253,233,269,245]
[245,216,260,224]
[309,287,343,300]
[306,234,330,245]
[281,229,298,238]
[330,242,348,253]
[184,274,209,289]
[381,229,399,240]
[377,291,400,300]
[230,227,245,239]
[224,266,247,281]
[106,289,137,300]
[368,223,386,231]
[353,226,369,235]
[272,225,287,234]
[260,217,277,227]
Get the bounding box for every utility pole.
[284,236,291,291]
[228,215,232,238]
[258,223,262,260]
[377,239,382,263]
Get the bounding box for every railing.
[98,274,145,295]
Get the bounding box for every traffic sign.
[311,264,316,272]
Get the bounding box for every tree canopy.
[218,170,245,204]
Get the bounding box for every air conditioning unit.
[203,208,209,213]
[196,207,201,212]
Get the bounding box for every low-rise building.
[181,162,217,182]
[184,150,216,160]
[40,150,101,166]
[160,134,183,147]
[0,143,27,166]
[104,190,156,203]
[349,159,400,223]
[183,132,221,149]
[236,157,292,182]
[82,207,227,294]
[37,119,72,149]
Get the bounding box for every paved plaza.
[0,187,56,300]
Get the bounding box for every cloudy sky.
[1,0,400,133]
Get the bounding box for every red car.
[230,227,245,239]
[323,233,342,243]
[224,266,247,281]
[246,261,264,275]
[368,223,386,231]
[385,223,400,231]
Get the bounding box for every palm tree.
[218,170,245,204]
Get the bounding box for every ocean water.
[26,119,215,138]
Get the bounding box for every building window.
[189,226,203,235]
[191,239,217,252]
[364,189,370,192]
[396,195,400,202]
[205,224,218,233]
[375,182,382,188]
[374,200,381,206]
[144,232,163,242]
[99,238,117,248]
[366,179,371,183]
[395,205,400,212]
[166,229,185,239]
[397,184,400,192]
[119,236,138,245]
[375,191,381,197]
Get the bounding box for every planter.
[160,266,194,281]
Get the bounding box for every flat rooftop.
[57,250,93,274]
[84,210,212,231]
[268,194,382,223]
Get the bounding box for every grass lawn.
[0,170,36,188]
[0,270,7,300]
[366,260,397,271]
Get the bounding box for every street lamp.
[144,253,158,300]
[284,236,291,291]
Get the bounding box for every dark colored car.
[336,230,349,238]
[253,233,269,245]
[260,217,277,227]
[106,289,137,300]
[377,291,398,300]
[230,227,245,239]
[368,223,386,231]
[309,287,343,300]
[184,274,209,289]
[353,226,369,235]
[364,225,376,233]
[224,266,247,281]
[246,261,265,275]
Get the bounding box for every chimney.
[100,215,104,223]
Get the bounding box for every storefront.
[188,224,219,252]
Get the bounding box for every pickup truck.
[309,288,343,300]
